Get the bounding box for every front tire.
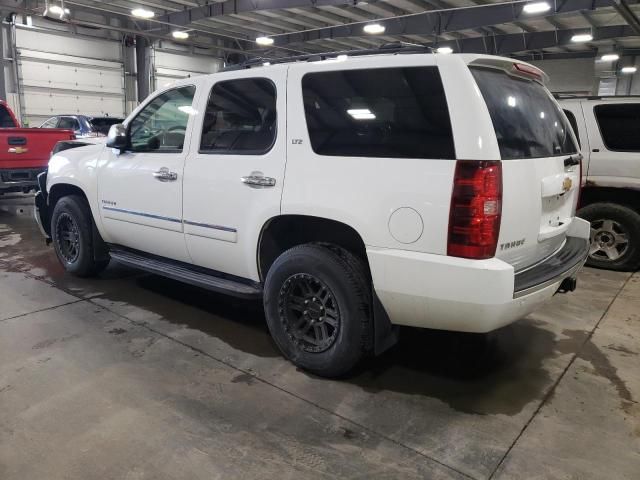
[264,244,372,377]
[51,195,110,277]
[578,202,640,271]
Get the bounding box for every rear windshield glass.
[90,117,124,135]
[301,67,455,159]
[594,103,640,152]
[0,105,15,128]
[471,67,577,159]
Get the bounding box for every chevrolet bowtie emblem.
[562,177,573,193]
[8,146,28,154]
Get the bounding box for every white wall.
[529,58,595,95]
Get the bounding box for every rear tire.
[51,195,110,277]
[263,244,372,377]
[578,202,640,271]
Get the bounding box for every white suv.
[35,51,590,377]
[560,96,640,271]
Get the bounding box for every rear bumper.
[368,218,590,333]
[0,167,46,192]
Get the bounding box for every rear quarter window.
[472,67,577,159]
[594,103,640,152]
[0,105,15,128]
[301,66,455,159]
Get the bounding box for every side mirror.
[106,124,128,150]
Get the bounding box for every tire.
[263,244,372,377]
[578,202,640,272]
[51,195,110,277]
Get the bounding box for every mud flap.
[373,291,399,355]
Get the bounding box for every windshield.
[471,67,577,159]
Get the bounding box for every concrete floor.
[0,194,638,480]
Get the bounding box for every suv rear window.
[301,67,455,159]
[472,67,577,159]
[594,103,640,152]
[90,117,123,135]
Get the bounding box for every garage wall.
[153,48,222,91]
[15,27,125,126]
[529,58,595,95]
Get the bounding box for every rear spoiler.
[468,57,549,85]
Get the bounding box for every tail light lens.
[448,160,503,260]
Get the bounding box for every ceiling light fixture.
[621,66,637,74]
[347,108,376,120]
[132,8,155,19]
[571,33,593,43]
[363,23,385,34]
[601,53,620,62]
[523,2,551,14]
[256,36,274,46]
[437,46,453,54]
[172,31,189,40]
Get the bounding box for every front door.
[182,68,287,280]
[98,85,197,262]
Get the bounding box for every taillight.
[448,160,502,260]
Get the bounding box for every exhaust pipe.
[557,277,577,294]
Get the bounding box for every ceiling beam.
[269,0,623,46]
[160,0,376,25]
[441,25,635,56]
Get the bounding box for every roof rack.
[554,93,640,100]
[223,42,433,71]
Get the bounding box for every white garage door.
[16,28,125,127]
[154,49,221,91]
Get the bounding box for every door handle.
[153,167,178,182]
[241,174,276,188]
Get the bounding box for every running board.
[108,247,263,299]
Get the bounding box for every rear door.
[581,101,640,187]
[182,68,287,280]
[469,61,582,271]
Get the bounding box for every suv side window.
[58,116,80,131]
[594,103,640,152]
[200,78,277,154]
[129,85,196,153]
[301,67,455,159]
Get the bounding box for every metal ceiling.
[2,0,640,62]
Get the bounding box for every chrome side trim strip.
[183,219,237,233]
[102,206,182,224]
[102,206,237,233]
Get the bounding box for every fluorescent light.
[48,5,70,15]
[540,111,545,119]
[336,54,348,61]
[347,108,376,120]
[571,33,593,43]
[263,62,271,66]
[363,23,385,34]
[601,54,620,62]
[132,8,155,19]
[523,2,551,13]
[436,46,453,54]
[256,36,274,46]
[621,66,637,74]
[172,31,189,40]
[507,96,517,107]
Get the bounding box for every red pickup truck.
[0,100,75,194]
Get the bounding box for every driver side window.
[129,85,196,153]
